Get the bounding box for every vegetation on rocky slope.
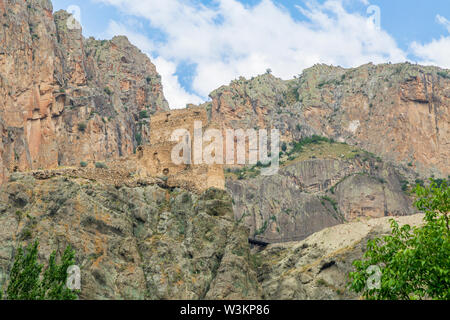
[1,241,78,300]
[350,180,449,300]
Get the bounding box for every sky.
[51,0,450,109]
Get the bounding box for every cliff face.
[0,0,169,184]
[0,0,447,301]
[255,214,424,300]
[227,142,415,244]
[203,63,450,177]
[0,171,423,300]
[0,172,260,300]
[198,64,448,244]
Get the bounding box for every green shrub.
[400,180,409,191]
[95,162,107,169]
[415,179,425,187]
[77,122,87,132]
[1,241,78,300]
[349,180,450,300]
[437,71,450,79]
[79,161,88,168]
[135,133,142,146]
[139,110,149,119]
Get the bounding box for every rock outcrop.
[0,169,425,300]
[227,141,415,244]
[254,214,424,300]
[0,0,169,184]
[201,63,450,177]
[0,172,259,299]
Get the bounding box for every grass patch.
[288,135,334,155]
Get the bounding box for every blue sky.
[51,0,450,109]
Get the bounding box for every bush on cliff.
[1,241,79,300]
[349,180,450,300]
[95,162,107,169]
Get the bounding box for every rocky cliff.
[0,171,424,299]
[199,63,448,244]
[227,142,415,243]
[0,172,260,299]
[0,0,169,184]
[0,0,447,301]
[202,63,449,177]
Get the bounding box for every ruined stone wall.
[133,107,224,193]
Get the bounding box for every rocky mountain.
[202,63,449,177]
[201,63,448,244]
[0,169,424,299]
[0,0,169,185]
[227,146,415,244]
[0,0,448,300]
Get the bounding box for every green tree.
[2,241,78,300]
[40,246,79,300]
[349,180,450,300]
[5,241,42,300]
[139,110,149,119]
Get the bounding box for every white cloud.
[106,21,203,108]
[410,15,450,69]
[96,0,407,109]
[153,57,204,108]
[411,37,450,69]
[436,14,450,33]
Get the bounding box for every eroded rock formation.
[201,64,449,177]
[0,0,169,184]
[0,172,259,299]
[0,0,448,301]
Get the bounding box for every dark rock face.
[227,154,415,244]
[0,174,260,299]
